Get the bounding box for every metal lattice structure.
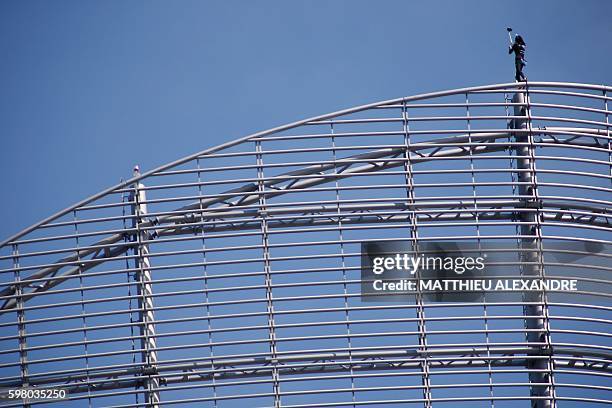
[0,82,610,407]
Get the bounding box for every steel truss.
[0,82,610,407]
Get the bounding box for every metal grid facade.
[0,82,610,407]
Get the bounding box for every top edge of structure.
[1,81,610,248]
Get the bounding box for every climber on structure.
[507,28,527,82]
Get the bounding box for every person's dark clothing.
[514,58,526,81]
[509,42,525,60]
[509,42,527,81]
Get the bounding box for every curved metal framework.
[0,82,610,407]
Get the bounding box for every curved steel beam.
[1,81,610,248]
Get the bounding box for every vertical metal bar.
[466,92,495,407]
[605,90,611,186]
[122,184,140,406]
[131,171,161,408]
[512,89,555,408]
[196,158,219,408]
[12,243,30,408]
[330,121,356,407]
[255,140,281,407]
[73,210,92,407]
[401,100,433,408]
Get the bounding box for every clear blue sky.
[0,0,610,239]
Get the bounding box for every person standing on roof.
[509,34,527,82]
